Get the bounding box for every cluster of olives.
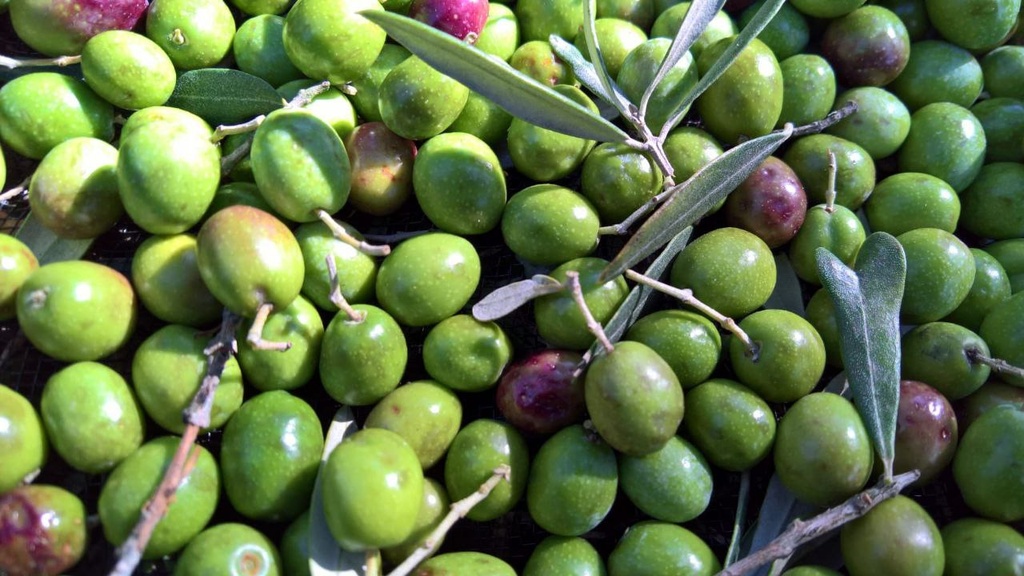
[2,0,1024,574]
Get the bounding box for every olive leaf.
[549,35,632,113]
[15,214,94,265]
[308,406,366,576]
[640,0,724,121]
[361,10,629,143]
[165,68,285,128]
[764,253,804,316]
[472,275,563,322]
[660,0,787,137]
[580,0,633,119]
[600,125,792,283]
[725,471,752,567]
[587,227,692,361]
[815,232,906,482]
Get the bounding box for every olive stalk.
[717,470,920,576]
[109,311,243,576]
[246,302,292,351]
[386,465,512,576]
[565,270,615,354]
[0,54,81,69]
[326,254,367,323]
[316,209,392,257]
[966,346,1024,380]
[0,176,30,206]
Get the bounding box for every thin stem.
[718,470,920,576]
[386,466,512,576]
[219,133,254,177]
[725,471,752,567]
[366,550,382,576]
[789,100,859,138]
[339,82,358,96]
[286,80,332,108]
[109,311,242,576]
[316,210,391,257]
[246,302,292,352]
[967,347,1024,381]
[0,54,81,69]
[566,271,614,354]
[623,269,756,356]
[824,149,837,213]
[0,176,31,206]
[212,115,265,142]
[326,254,366,323]
[598,182,680,236]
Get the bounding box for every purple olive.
[724,156,808,248]
[496,350,586,436]
[892,379,958,485]
[409,0,490,42]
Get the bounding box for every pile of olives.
[1,0,1024,574]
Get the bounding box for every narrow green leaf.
[361,10,629,143]
[601,125,792,282]
[581,0,633,118]
[640,0,723,119]
[472,275,563,321]
[587,227,692,361]
[15,214,93,265]
[549,35,632,112]
[165,68,284,128]
[815,232,906,481]
[660,0,786,137]
[764,253,804,315]
[308,407,366,576]
[725,471,751,567]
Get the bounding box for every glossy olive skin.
[8,0,146,56]
[941,517,1024,576]
[0,485,86,576]
[501,184,600,266]
[651,3,736,59]
[840,495,944,576]
[982,46,1024,100]
[131,233,223,328]
[99,437,220,559]
[293,221,377,311]
[423,315,512,392]
[376,232,481,327]
[898,102,986,193]
[282,0,386,84]
[17,260,136,362]
[740,0,809,61]
[574,18,647,80]
[515,0,584,43]
[348,44,411,123]
[28,137,122,240]
[777,54,836,127]
[220,391,323,522]
[624,309,721,390]
[444,419,529,521]
[985,239,1024,294]
[416,552,517,575]
[364,380,463,469]
[345,121,417,216]
[535,258,629,350]
[684,378,776,471]
[132,324,244,434]
[670,227,777,319]
[724,155,807,248]
[495,349,587,436]
[523,535,608,576]
[825,86,910,159]
[971,98,1024,164]
[790,0,866,18]
[865,172,960,236]
[381,478,450,565]
[901,322,990,400]
[527,424,618,536]
[0,72,114,160]
[447,90,514,147]
[322,428,424,551]
[608,522,721,576]
[580,142,663,225]
[617,38,698,133]
[619,435,713,523]
[955,406,1024,521]
[508,85,597,181]
[944,249,1012,333]
[413,132,506,235]
[960,381,1024,433]
[279,511,311,576]
[0,385,47,493]
[41,362,145,474]
[232,15,305,85]
[898,228,976,325]
[319,304,407,405]
[474,3,519,62]
[891,380,958,484]
[805,288,844,369]
[960,162,1024,241]
[821,5,910,87]
[788,204,866,285]
[783,134,876,210]
[172,523,281,576]
[0,234,38,322]
[889,40,983,111]
[145,0,235,70]
[196,205,305,316]
[82,30,176,110]
[979,291,1024,387]
[774,393,873,507]
[925,0,1019,52]
[379,55,469,141]
[586,341,684,456]
[512,40,575,86]
[696,36,782,144]
[663,127,723,182]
